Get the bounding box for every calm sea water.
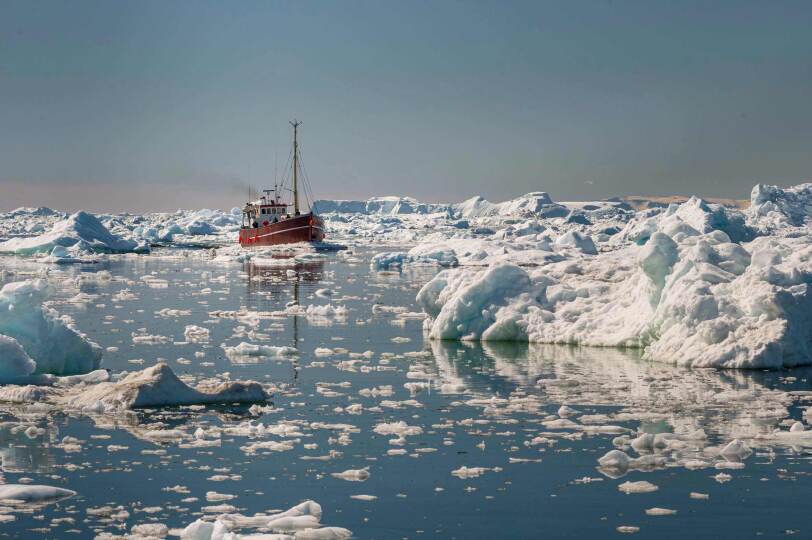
[1,247,811,539]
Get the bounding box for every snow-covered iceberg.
[748,182,812,233]
[0,279,102,381]
[0,211,146,255]
[617,196,754,245]
[313,192,570,219]
[453,192,568,219]
[313,196,448,216]
[418,226,812,368]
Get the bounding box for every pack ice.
[415,184,812,369]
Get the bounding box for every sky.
[1,0,811,212]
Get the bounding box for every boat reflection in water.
[242,256,325,300]
[240,257,326,378]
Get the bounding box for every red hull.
[239,214,325,247]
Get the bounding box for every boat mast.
[290,120,301,215]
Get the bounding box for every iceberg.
[0,334,37,382]
[418,227,812,368]
[0,211,146,255]
[3,207,59,218]
[313,196,449,216]
[748,182,812,232]
[63,362,269,411]
[313,192,568,219]
[451,192,569,219]
[618,196,753,245]
[0,363,268,413]
[371,248,459,269]
[0,280,102,380]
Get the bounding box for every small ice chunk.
[618,480,658,494]
[645,508,677,516]
[331,468,370,482]
[719,439,752,461]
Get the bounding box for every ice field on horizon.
[0,182,811,537]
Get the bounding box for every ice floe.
[180,500,351,540]
[0,484,76,504]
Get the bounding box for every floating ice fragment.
[0,484,76,504]
[597,450,630,470]
[373,421,423,438]
[719,439,752,461]
[645,508,677,516]
[557,405,577,417]
[130,523,169,538]
[330,467,370,482]
[223,342,298,361]
[184,325,210,342]
[451,466,496,479]
[349,494,377,501]
[618,480,658,494]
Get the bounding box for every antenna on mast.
[290,120,301,216]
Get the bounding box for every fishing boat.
[239,121,325,247]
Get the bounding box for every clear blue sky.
[1,0,811,212]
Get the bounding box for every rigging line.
[298,147,311,204]
[295,144,311,210]
[302,161,313,208]
[279,146,294,196]
[297,147,315,210]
